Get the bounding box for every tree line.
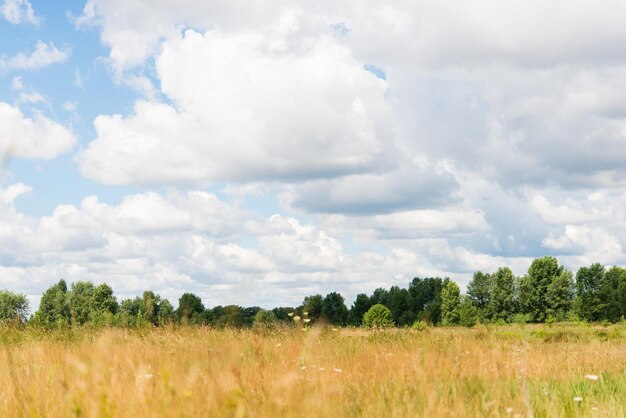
[1,256,625,328]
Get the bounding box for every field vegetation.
[0,323,625,417]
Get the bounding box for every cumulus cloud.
[0,41,70,71]
[0,0,37,25]
[0,102,75,160]
[6,0,625,307]
[77,27,393,185]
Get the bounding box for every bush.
[412,320,427,331]
[253,309,277,329]
[363,304,394,329]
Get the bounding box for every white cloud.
[0,102,75,160]
[0,41,69,71]
[543,225,623,265]
[78,27,392,185]
[0,0,37,25]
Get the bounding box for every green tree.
[576,263,604,322]
[253,309,277,329]
[213,305,243,327]
[348,293,372,325]
[546,270,575,321]
[34,279,70,328]
[91,283,118,315]
[488,267,516,322]
[467,271,492,320]
[408,277,444,324]
[613,267,626,319]
[524,257,563,322]
[459,295,479,328]
[68,281,95,326]
[321,292,348,325]
[0,290,29,323]
[362,304,394,328]
[177,292,205,324]
[158,299,176,325]
[302,294,323,320]
[441,280,461,326]
[386,286,412,326]
[600,266,624,322]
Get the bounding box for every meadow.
[0,324,625,417]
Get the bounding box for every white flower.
[288,312,294,317]
[573,396,583,402]
[304,318,311,323]
[334,368,343,373]
[584,374,599,381]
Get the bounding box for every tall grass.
[0,323,625,417]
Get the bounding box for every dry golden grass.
[0,323,625,417]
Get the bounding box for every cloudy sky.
[1,0,626,310]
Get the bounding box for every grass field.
[0,324,625,417]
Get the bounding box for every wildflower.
[299,366,307,370]
[573,396,583,402]
[288,312,294,317]
[318,367,325,371]
[293,315,301,322]
[584,374,599,381]
[275,343,282,347]
[334,368,342,373]
[332,328,338,332]
[304,318,311,323]
[303,311,309,316]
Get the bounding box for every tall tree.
[525,257,563,322]
[177,292,205,324]
[68,281,95,326]
[91,283,118,315]
[34,279,71,328]
[546,270,575,321]
[488,267,516,322]
[408,277,444,323]
[302,294,323,319]
[467,271,492,314]
[0,290,29,323]
[322,292,348,325]
[348,294,372,325]
[386,286,412,325]
[600,266,624,322]
[576,263,604,322]
[441,280,461,326]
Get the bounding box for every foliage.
[546,270,575,321]
[441,280,461,326]
[302,295,323,320]
[525,257,563,322]
[411,320,427,331]
[458,296,479,327]
[576,263,605,322]
[348,293,372,325]
[321,292,348,325]
[253,309,277,329]
[0,290,29,323]
[467,271,492,314]
[177,293,205,324]
[487,267,516,322]
[362,304,395,328]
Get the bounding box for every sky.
[1,0,626,310]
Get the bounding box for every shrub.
[412,320,427,331]
[253,309,277,329]
[363,304,395,329]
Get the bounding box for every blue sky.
[1,0,626,310]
